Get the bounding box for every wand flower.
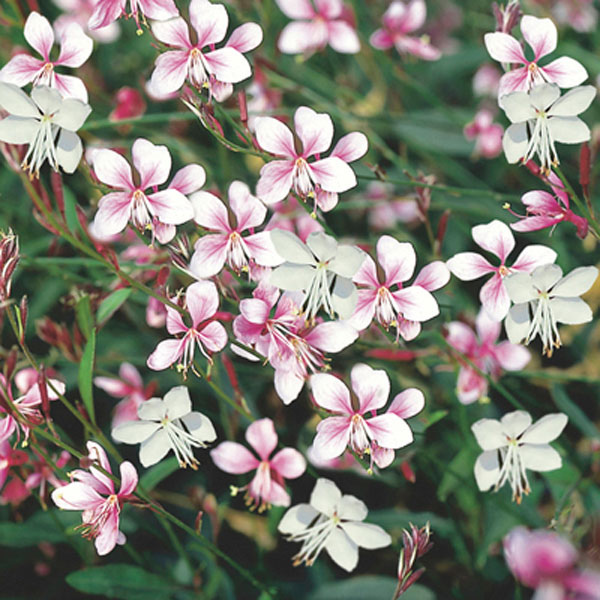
[89,0,179,32]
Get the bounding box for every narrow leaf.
[97,288,132,323]
[78,328,96,423]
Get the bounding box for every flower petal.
[139,428,172,467]
[57,23,93,67]
[350,363,389,413]
[190,235,229,279]
[0,54,42,87]
[226,22,263,52]
[186,280,219,325]
[501,410,532,438]
[471,418,506,451]
[480,273,510,321]
[118,461,138,497]
[446,252,494,280]
[112,420,162,444]
[255,117,296,158]
[311,373,352,414]
[56,130,83,173]
[310,478,342,517]
[340,521,391,550]
[474,450,500,491]
[520,413,568,444]
[132,138,171,189]
[503,122,529,163]
[484,32,525,64]
[541,57,588,90]
[93,149,134,190]
[203,47,251,84]
[519,444,562,472]
[191,0,228,46]
[0,82,40,118]
[520,15,556,61]
[324,527,359,572]
[210,441,259,474]
[170,164,206,195]
[149,50,190,96]
[551,266,598,297]
[229,181,266,231]
[472,220,515,263]
[309,157,357,193]
[147,189,194,225]
[549,116,590,144]
[151,17,191,48]
[328,20,360,54]
[270,448,306,479]
[388,388,425,419]
[270,229,314,263]
[163,386,192,420]
[294,106,333,157]
[550,297,593,325]
[246,418,278,461]
[24,12,54,61]
[147,339,183,370]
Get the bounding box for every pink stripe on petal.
[309,157,357,193]
[147,189,194,225]
[497,67,529,96]
[226,23,263,52]
[484,32,525,64]
[255,118,296,158]
[53,73,89,102]
[446,322,478,355]
[353,254,379,287]
[479,273,510,321]
[389,388,424,419]
[472,220,515,263]
[24,12,54,61]
[190,235,229,279]
[370,29,394,50]
[93,192,132,237]
[147,339,184,370]
[330,132,368,163]
[351,363,390,413]
[256,160,295,204]
[311,372,353,414]
[170,164,206,195]
[198,321,228,352]
[191,0,229,47]
[377,236,415,286]
[413,261,450,291]
[366,413,413,449]
[0,54,43,87]
[229,181,266,231]
[511,245,557,272]
[246,418,278,460]
[294,106,334,157]
[132,138,171,189]
[510,216,559,232]
[392,285,439,322]
[88,0,122,30]
[203,47,251,84]
[151,17,192,48]
[541,57,588,89]
[56,24,93,67]
[191,191,230,232]
[186,281,219,325]
[447,252,495,280]
[94,508,119,556]
[520,15,556,61]
[313,416,351,459]
[149,50,190,96]
[118,461,138,497]
[93,150,134,190]
[211,441,259,474]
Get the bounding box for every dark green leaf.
[310,577,434,600]
[0,510,79,547]
[140,457,179,490]
[552,384,600,440]
[78,328,96,423]
[97,288,132,323]
[75,295,94,340]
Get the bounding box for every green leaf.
[140,457,179,490]
[310,577,434,600]
[62,186,80,234]
[78,328,96,423]
[75,294,94,340]
[66,565,176,600]
[97,288,132,323]
[0,510,79,547]
[551,384,600,440]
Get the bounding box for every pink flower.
[509,171,589,239]
[211,418,306,511]
[51,441,138,556]
[504,526,600,599]
[189,181,282,280]
[147,281,228,374]
[254,106,368,210]
[552,0,598,34]
[446,309,531,405]
[370,0,441,61]
[109,87,146,121]
[473,64,501,97]
[349,235,449,341]
[0,440,28,493]
[25,449,70,502]
[484,15,587,97]
[464,109,504,159]
[94,363,154,428]
[90,138,196,239]
[246,65,283,131]
[53,0,120,43]
[0,12,93,102]
[148,0,262,100]
[446,219,557,321]
[275,0,360,55]
[365,183,420,231]
[89,0,179,32]
[310,364,423,470]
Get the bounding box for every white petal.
[306,231,337,262]
[529,83,561,111]
[331,277,358,319]
[548,117,590,144]
[56,130,83,173]
[519,444,562,472]
[505,303,531,344]
[329,245,365,278]
[31,85,62,114]
[310,478,342,517]
[163,386,192,420]
[180,412,217,444]
[336,494,368,521]
[278,503,319,535]
[270,229,314,264]
[499,91,536,122]
[505,272,537,303]
[0,82,39,117]
[550,297,593,324]
[112,420,161,444]
[0,116,38,144]
[503,123,528,163]
[520,413,568,444]
[531,263,563,292]
[340,522,391,549]
[137,397,166,420]
[548,85,596,117]
[474,450,500,491]
[324,527,359,572]
[471,418,507,451]
[139,428,172,467]
[269,263,315,291]
[53,98,91,131]
[551,266,598,297]
[501,410,532,438]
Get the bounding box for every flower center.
[189,47,209,88]
[131,189,153,230]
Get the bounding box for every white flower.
[504,263,598,357]
[277,478,391,572]
[500,83,595,173]
[269,230,365,320]
[0,83,91,177]
[111,386,217,469]
[472,410,568,503]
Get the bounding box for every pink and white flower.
[365,183,420,231]
[112,386,216,468]
[484,15,587,97]
[350,235,449,341]
[90,138,196,239]
[275,0,360,55]
[189,181,282,280]
[210,418,306,511]
[472,410,567,502]
[446,219,557,321]
[51,441,138,555]
[504,526,600,598]
[278,478,391,571]
[446,309,531,405]
[53,0,120,44]
[255,106,368,210]
[473,64,501,97]
[509,170,589,238]
[370,0,441,61]
[149,0,262,101]
[94,363,154,428]
[89,0,179,31]
[310,364,423,470]
[552,0,598,34]
[147,281,228,374]
[464,109,504,159]
[0,12,93,103]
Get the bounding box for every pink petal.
[240,297,270,324]
[520,15,556,61]
[24,12,54,61]
[170,164,206,195]
[256,160,295,204]
[305,321,358,352]
[353,254,379,287]
[191,0,228,47]
[190,235,229,279]
[246,418,278,460]
[150,50,190,96]
[347,289,377,331]
[327,20,360,54]
[88,0,122,30]
[366,413,413,449]
[86,441,114,493]
[294,106,334,157]
[229,181,266,231]
[494,341,530,371]
[309,157,357,193]
[191,191,230,232]
[198,321,228,352]
[350,363,390,413]
[53,73,89,102]
[521,190,560,212]
[315,0,343,19]
[401,0,427,31]
[245,232,283,267]
[132,138,171,189]
[370,29,394,50]
[270,448,306,479]
[446,252,495,280]
[475,309,501,345]
[541,57,588,89]
[166,307,187,335]
[151,17,192,48]
[147,189,194,225]
[391,285,439,322]
[457,367,487,405]
[93,149,134,190]
[93,376,130,398]
[377,236,415,286]
[226,23,263,52]
[187,280,219,325]
[94,508,119,556]
[497,68,529,96]
[274,368,305,405]
[511,244,557,273]
[275,0,315,19]
[255,117,296,158]
[210,441,259,474]
[330,132,368,163]
[0,54,43,87]
[395,35,441,60]
[138,0,179,20]
[147,339,183,370]
[413,261,450,291]
[446,321,478,355]
[484,32,525,64]
[472,220,515,263]
[310,372,352,414]
[119,362,143,387]
[479,273,510,321]
[278,21,326,54]
[118,461,138,497]
[510,216,559,233]
[203,47,251,84]
[313,416,351,459]
[93,192,132,236]
[51,481,104,510]
[57,23,93,67]
[388,388,425,419]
